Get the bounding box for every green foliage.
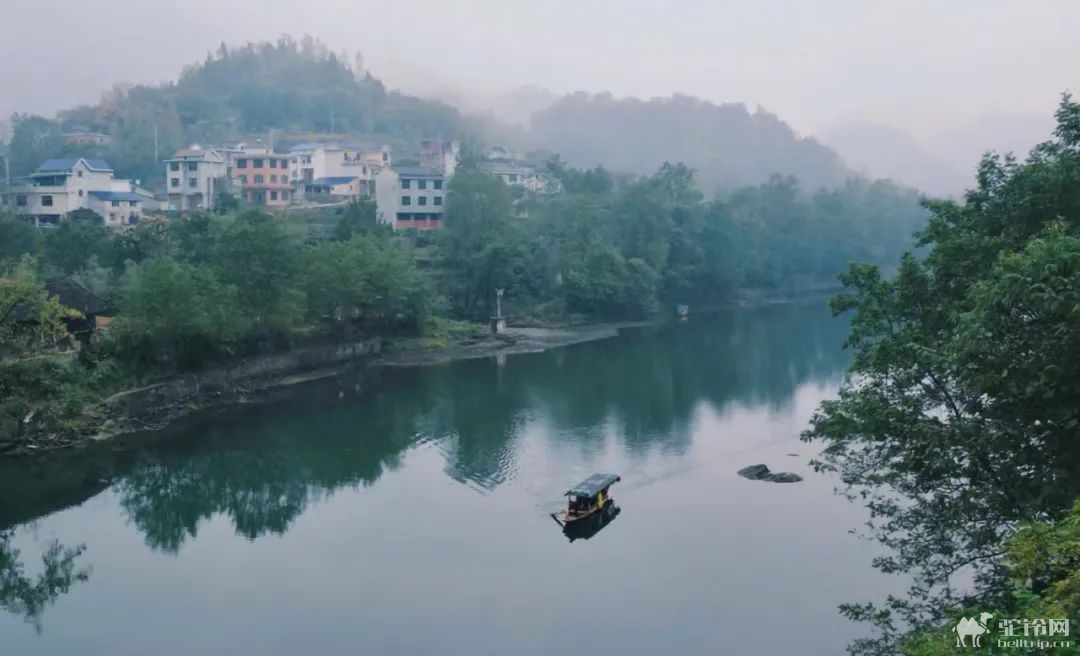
[333,198,384,241]
[0,214,42,268]
[0,264,74,353]
[803,95,1080,654]
[108,257,248,371]
[43,211,109,275]
[212,211,303,338]
[302,235,433,335]
[435,160,924,321]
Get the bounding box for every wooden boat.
[556,473,621,526]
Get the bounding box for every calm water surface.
[0,302,895,655]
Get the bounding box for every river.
[0,301,896,655]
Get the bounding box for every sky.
[1,0,1077,138]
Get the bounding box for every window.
[109,213,116,222]
[239,175,248,185]
[434,180,443,190]
[434,196,443,206]
[77,170,83,178]
[170,162,179,171]
[268,159,276,169]
[111,200,120,207]
[282,190,289,200]
[254,174,264,184]
[401,179,411,189]
[187,162,198,171]
[270,191,278,201]
[401,196,411,206]
[188,178,197,188]
[509,174,519,183]
[42,195,53,207]
[418,179,427,190]
[253,158,263,168]
[171,178,180,187]
[16,195,27,207]
[78,189,83,197]
[236,159,247,169]
[418,196,427,206]
[270,174,278,183]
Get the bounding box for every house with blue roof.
[3,157,143,228]
[288,141,390,204]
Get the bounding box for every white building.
[289,142,390,197]
[164,147,228,211]
[374,167,446,230]
[4,158,141,228]
[481,146,545,191]
[419,139,459,176]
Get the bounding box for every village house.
[233,148,291,207]
[2,157,142,228]
[374,166,446,230]
[288,142,389,204]
[419,139,459,176]
[164,146,229,211]
[481,146,545,191]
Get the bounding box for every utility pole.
[153,120,159,163]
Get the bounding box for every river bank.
[2,290,838,459]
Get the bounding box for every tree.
[212,211,302,339]
[333,198,383,241]
[803,95,1080,655]
[7,115,66,177]
[0,262,74,353]
[108,257,248,371]
[0,214,42,268]
[43,210,109,275]
[438,168,518,318]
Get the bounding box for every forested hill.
[7,37,463,183]
[529,93,851,193]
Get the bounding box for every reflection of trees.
[115,371,431,552]
[5,302,852,555]
[0,530,89,631]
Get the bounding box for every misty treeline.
[529,93,851,192]
[5,37,855,195]
[4,36,461,184]
[804,95,1080,655]
[437,154,926,320]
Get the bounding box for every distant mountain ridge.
[528,92,852,193]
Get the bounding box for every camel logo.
[953,613,993,647]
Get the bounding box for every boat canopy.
[565,473,621,498]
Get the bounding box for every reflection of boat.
[552,473,621,526]
[563,503,621,542]
[675,304,690,318]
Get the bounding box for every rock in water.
[738,464,772,480]
[766,472,803,483]
[738,464,803,483]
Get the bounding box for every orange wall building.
[233,150,291,207]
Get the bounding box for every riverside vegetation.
[804,96,1080,654]
[1,148,926,452]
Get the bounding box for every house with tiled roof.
[288,142,390,204]
[3,157,142,228]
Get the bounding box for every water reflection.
[0,301,849,564]
[561,504,622,543]
[0,532,89,631]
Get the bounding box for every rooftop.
[88,191,142,202]
[565,473,621,498]
[312,176,360,186]
[394,167,444,179]
[35,157,112,173]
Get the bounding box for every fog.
[1,0,1077,190]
